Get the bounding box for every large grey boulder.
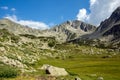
[41,64,68,76]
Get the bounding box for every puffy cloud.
[5,15,17,21]
[77,0,120,26]
[90,0,96,6]
[0,6,8,10]
[4,15,49,30]
[18,20,49,30]
[76,8,88,22]
[11,8,16,11]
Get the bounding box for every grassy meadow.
[1,43,120,80]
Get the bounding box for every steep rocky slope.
[70,7,120,49]
[90,6,120,42]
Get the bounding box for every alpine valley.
[0,6,120,80]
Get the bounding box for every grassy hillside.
[0,29,119,80]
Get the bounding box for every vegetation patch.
[0,65,19,78]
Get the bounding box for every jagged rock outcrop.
[49,20,96,41]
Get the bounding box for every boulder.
[41,64,68,76]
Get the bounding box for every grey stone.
[41,64,68,76]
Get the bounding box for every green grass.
[29,43,120,80]
[0,64,19,78]
[0,32,119,80]
[33,54,120,80]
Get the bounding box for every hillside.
[0,28,119,80]
[0,19,42,35]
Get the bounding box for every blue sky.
[0,0,89,26]
[0,0,120,29]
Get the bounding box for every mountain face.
[70,7,120,49]
[0,19,96,42]
[90,6,120,41]
[49,20,96,41]
[102,7,120,41]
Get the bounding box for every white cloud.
[4,15,49,30]
[90,0,96,6]
[1,6,8,10]
[11,8,16,11]
[77,0,120,26]
[5,15,17,21]
[18,20,49,30]
[76,8,88,22]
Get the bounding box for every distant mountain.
[0,19,96,42]
[49,20,96,41]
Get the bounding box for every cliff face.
[90,7,120,41]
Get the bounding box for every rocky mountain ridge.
[89,6,120,41]
[0,19,96,42]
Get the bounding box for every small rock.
[97,77,104,80]
[90,74,97,77]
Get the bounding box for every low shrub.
[0,65,19,78]
[48,41,56,47]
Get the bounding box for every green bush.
[11,36,20,43]
[19,34,37,39]
[0,29,20,43]
[48,41,56,47]
[0,65,19,78]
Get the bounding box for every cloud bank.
[77,0,120,26]
[0,6,8,10]
[5,15,49,30]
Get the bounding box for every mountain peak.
[110,6,120,20]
